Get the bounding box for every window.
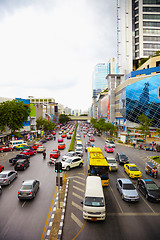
[143,0,160,4]
[143,29,160,34]
[144,36,160,42]
[135,37,139,43]
[143,14,160,19]
[135,30,139,36]
[143,50,156,55]
[143,43,160,49]
[143,7,160,13]
[156,61,160,67]
[143,21,160,27]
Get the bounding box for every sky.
[0,0,117,111]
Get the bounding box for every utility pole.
[55,162,62,209]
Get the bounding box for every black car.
[137,179,160,202]
[116,152,129,165]
[9,154,30,165]
[14,159,30,171]
[40,139,47,143]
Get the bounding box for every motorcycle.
[145,162,158,178]
[48,158,56,165]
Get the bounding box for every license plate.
[91,218,97,221]
[131,199,135,201]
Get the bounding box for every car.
[115,152,129,165]
[85,141,92,152]
[106,157,118,171]
[124,163,142,179]
[58,143,66,150]
[116,178,139,202]
[104,145,114,153]
[20,149,37,156]
[137,179,160,202]
[40,139,47,144]
[62,151,77,161]
[18,179,40,200]
[14,159,30,171]
[61,134,67,138]
[50,150,60,159]
[31,143,41,150]
[0,170,18,185]
[9,154,30,165]
[62,156,84,171]
[67,134,71,139]
[51,131,56,135]
[58,138,63,143]
[0,185,2,194]
[36,146,46,153]
[105,140,115,148]
[89,136,95,142]
[75,147,83,157]
[15,144,29,151]
[0,165,4,172]
[0,146,13,152]
[69,131,73,135]
[59,131,62,135]
[45,135,53,141]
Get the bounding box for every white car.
[0,170,18,185]
[106,157,118,171]
[75,147,83,157]
[62,151,77,161]
[37,146,46,153]
[105,140,115,148]
[62,156,84,171]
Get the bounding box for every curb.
[45,178,69,240]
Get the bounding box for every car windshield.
[146,183,159,190]
[123,183,135,190]
[120,155,128,160]
[107,146,112,149]
[84,197,104,207]
[52,151,57,153]
[21,185,32,190]
[107,159,116,163]
[65,158,72,163]
[66,152,72,156]
[130,167,139,171]
[0,174,7,178]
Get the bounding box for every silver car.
[116,178,139,202]
[0,170,18,185]
[18,179,40,200]
[106,157,118,171]
[62,151,77,161]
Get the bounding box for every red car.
[20,149,37,156]
[31,143,41,150]
[104,145,114,153]
[58,143,66,150]
[0,165,4,172]
[0,146,13,152]
[50,150,60,159]
[89,137,95,142]
[61,134,67,138]
[52,131,56,135]
[58,138,63,143]
[69,132,73,135]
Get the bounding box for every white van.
[9,140,27,148]
[82,176,106,221]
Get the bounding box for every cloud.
[0,0,116,111]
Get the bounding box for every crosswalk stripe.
[73,180,85,186]
[72,201,83,211]
[73,186,85,193]
[71,213,83,228]
[72,192,84,200]
[107,212,160,216]
[68,176,85,180]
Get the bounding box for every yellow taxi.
[124,163,142,179]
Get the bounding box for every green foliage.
[36,117,56,132]
[117,140,123,143]
[68,123,78,151]
[151,156,160,164]
[0,99,30,134]
[156,128,160,138]
[59,114,71,124]
[91,118,116,136]
[90,118,97,125]
[137,114,152,142]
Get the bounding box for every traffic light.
[55,162,62,173]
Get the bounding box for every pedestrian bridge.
[69,115,91,121]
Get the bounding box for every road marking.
[22,201,26,208]
[72,192,84,200]
[9,185,13,190]
[73,186,85,193]
[107,212,160,216]
[41,186,58,240]
[68,176,85,180]
[73,180,85,186]
[78,173,85,176]
[109,185,123,213]
[72,201,83,211]
[71,213,83,228]
[140,194,156,213]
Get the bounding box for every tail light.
[18,191,20,195]
[22,164,24,167]
[3,179,7,182]
[29,191,33,195]
[14,164,16,166]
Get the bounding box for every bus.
[9,140,27,148]
[87,147,109,186]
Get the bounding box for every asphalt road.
[63,134,160,240]
[0,135,71,240]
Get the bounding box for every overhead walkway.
[69,116,91,121]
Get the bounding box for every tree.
[36,117,56,132]
[59,114,71,124]
[104,123,116,137]
[0,100,30,134]
[90,118,97,126]
[137,114,152,142]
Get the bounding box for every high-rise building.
[117,0,160,74]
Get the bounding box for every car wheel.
[1,150,3,153]
[66,166,70,171]
[10,149,13,151]
[15,173,18,178]
[8,180,11,185]
[121,194,124,200]
[129,174,131,178]
[79,163,83,168]
[33,192,36,198]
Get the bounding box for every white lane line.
[9,185,13,190]
[73,180,85,186]
[72,201,83,211]
[140,195,156,213]
[68,176,85,180]
[22,201,26,208]
[72,192,84,200]
[107,212,160,216]
[71,213,83,228]
[78,173,85,176]
[109,185,123,213]
[73,186,85,193]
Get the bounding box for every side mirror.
[81,201,83,205]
